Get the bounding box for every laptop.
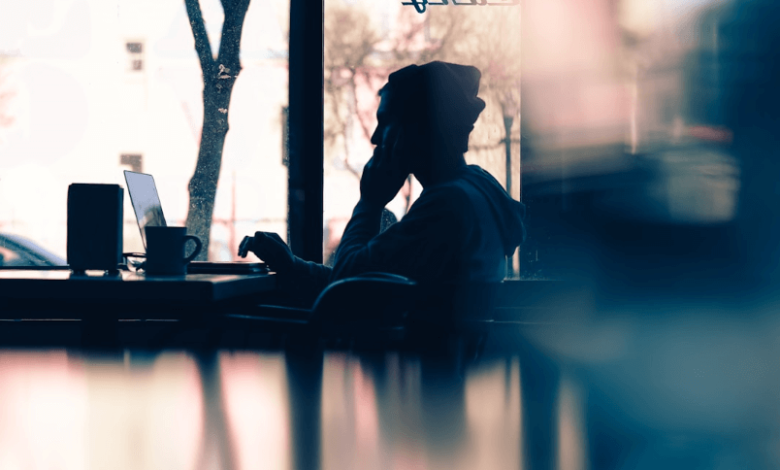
[123,170,268,274]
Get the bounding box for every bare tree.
[323,4,521,196]
[184,0,251,260]
[323,3,381,179]
[323,5,476,183]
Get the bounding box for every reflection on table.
[0,350,564,470]
[2,311,778,470]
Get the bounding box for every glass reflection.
[0,351,203,470]
[0,350,566,470]
[7,343,775,470]
[320,353,526,470]
[220,352,290,470]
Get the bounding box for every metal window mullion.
[287,0,324,263]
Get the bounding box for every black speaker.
[67,184,124,272]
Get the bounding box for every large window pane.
[0,0,289,264]
[322,0,522,267]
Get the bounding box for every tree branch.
[352,68,379,144]
[184,0,215,75]
[217,0,251,71]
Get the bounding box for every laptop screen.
[124,171,167,250]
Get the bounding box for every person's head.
[370,62,486,185]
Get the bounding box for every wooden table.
[0,269,276,320]
[0,269,276,302]
[0,268,278,349]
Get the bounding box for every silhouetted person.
[239,62,526,305]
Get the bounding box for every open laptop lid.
[123,170,167,250]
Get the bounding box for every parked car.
[0,233,67,267]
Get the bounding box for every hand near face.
[360,129,410,209]
[238,232,295,274]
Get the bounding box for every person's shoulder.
[418,180,471,205]
[425,165,496,198]
[408,180,474,222]
[464,164,503,184]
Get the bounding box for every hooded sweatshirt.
[330,164,526,283]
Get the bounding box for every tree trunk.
[185,73,236,260]
[183,0,250,260]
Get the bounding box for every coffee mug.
[144,226,202,275]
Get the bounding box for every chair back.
[309,272,418,329]
[309,276,502,353]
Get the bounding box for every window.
[1,0,731,274]
[0,0,290,262]
[126,42,143,54]
[322,0,522,272]
[126,41,144,72]
[120,154,143,173]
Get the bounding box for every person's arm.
[239,232,332,306]
[288,256,333,303]
[330,199,384,276]
[331,186,468,282]
[332,124,471,280]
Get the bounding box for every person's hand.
[238,232,295,274]
[360,130,410,209]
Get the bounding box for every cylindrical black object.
[144,226,201,276]
[67,183,124,272]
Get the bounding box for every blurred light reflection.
[464,357,522,470]
[220,352,290,470]
[0,351,87,470]
[0,351,204,470]
[8,345,776,469]
[320,353,526,470]
[557,377,586,470]
[321,354,383,470]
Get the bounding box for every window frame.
[287,0,324,264]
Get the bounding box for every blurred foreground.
[519,0,780,293]
[1,317,779,470]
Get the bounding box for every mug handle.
[183,235,202,264]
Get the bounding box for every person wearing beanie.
[239,62,527,306]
